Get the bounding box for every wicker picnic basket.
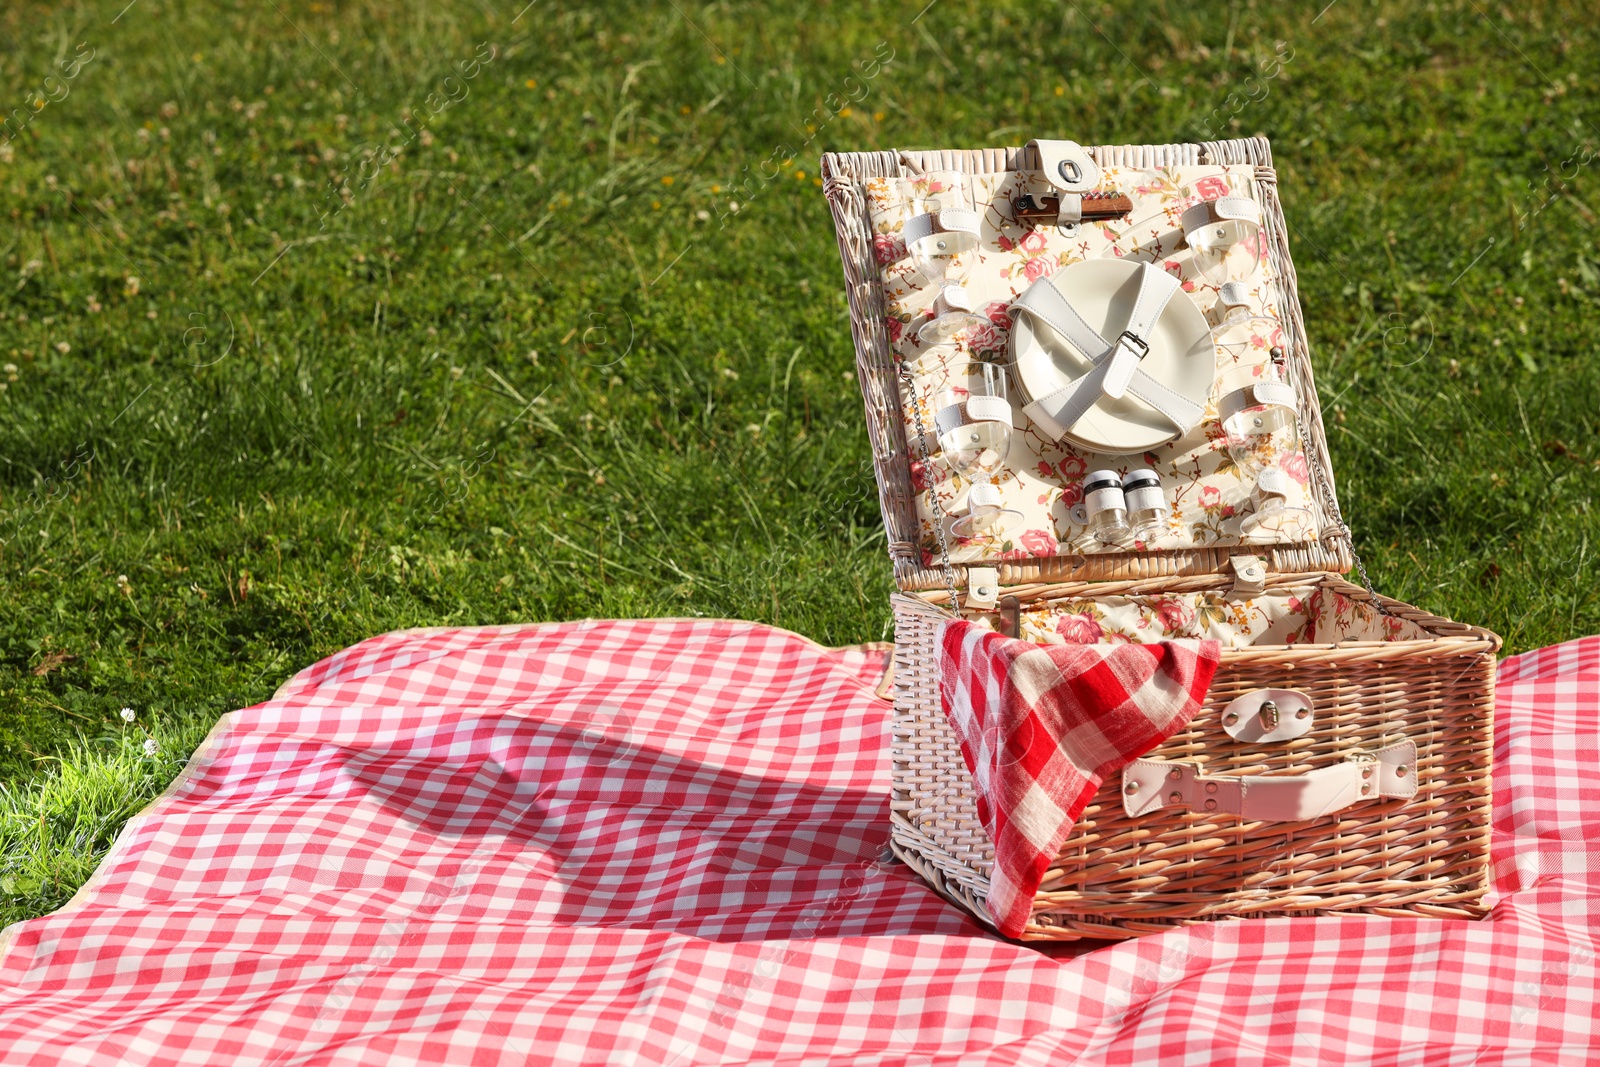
[821,137,1499,940]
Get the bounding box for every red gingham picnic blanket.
[938,620,1221,937]
[0,619,1596,1065]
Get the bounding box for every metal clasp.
[1259,700,1278,730]
[1114,329,1150,360]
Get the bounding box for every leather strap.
[1027,138,1101,194]
[1181,196,1262,252]
[1009,264,1204,441]
[901,209,982,256]
[1122,741,1418,822]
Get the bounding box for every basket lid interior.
[821,138,1353,593]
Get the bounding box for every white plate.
[1010,258,1214,455]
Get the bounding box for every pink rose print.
[1151,597,1194,633]
[1060,482,1083,508]
[996,234,1016,253]
[909,459,930,493]
[1281,450,1309,485]
[1058,455,1087,480]
[873,233,905,265]
[984,301,1011,327]
[1163,259,1196,293]
[1200,485,1222,508]
[1020,230,1048,254]
[1022,254,1057,282]
[1056,611,1103,644]
[965,321,1007,357]
[1020,529,1056,557]
[1037,461,1056,479]
[1194,176,1230,200]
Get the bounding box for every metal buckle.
[1114,329,1149,359]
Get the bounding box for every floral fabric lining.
[865,164,1325,567]
[970,584,1420,649]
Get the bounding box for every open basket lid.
[820,138,1355,595]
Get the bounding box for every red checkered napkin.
[939,619,1222,937]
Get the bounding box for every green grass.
[0,0,1596,925]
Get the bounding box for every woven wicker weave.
[822,138,1500,941]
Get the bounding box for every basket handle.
[1121,741,1416,822]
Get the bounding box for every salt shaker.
[1082,469,1130,545]
[1122,469,1169,540]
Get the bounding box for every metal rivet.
[1205,782,1218,794]
[1168,768,1182,780]
[1223,713,1239,726]
[1361,768,1373,779]
[1125,781,1139,795]
[1204,799,1217,811]
[1169,791,1183,803]
[1361,785,1371,795]
[1295,708,1309,719]
[1396,766,1408,777]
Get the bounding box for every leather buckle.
[1114,330,1149,360]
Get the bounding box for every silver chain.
[899,367,963,607]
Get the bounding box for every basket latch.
[1229,555,1267,596]
[1220,689,1313,742]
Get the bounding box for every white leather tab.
[1253,380,1297,407]
[935,283,975,314]
[901,211,939,251]
[903,210,980,258]
[1181,196,1262,237]
[936,207,982,237]
[1028,139,1101,193]
[1219,281,1251,311]
[1230,554,1267,595]
[1211,196,1259,223]
[967,482,1002,509]
[1122,741,1418,822]
[1220,689,1314,742]
[934,401,967,437]
[965,567,999,609]
[1254,467,1292,499]
[1055,192,1082,237]
[964,394,1012,427]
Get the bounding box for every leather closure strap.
[1122,741,1418,822]
[1027,138,1101,194]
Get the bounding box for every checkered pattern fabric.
[0,621,1595,1065]
[939,620,1222,936]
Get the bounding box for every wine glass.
[904,169,987,344]
[1213,340,1315,541]
[934,360,1019,538]
[1182,194,1265,288]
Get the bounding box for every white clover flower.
[120,707,136,722]
[142,738,159,757]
